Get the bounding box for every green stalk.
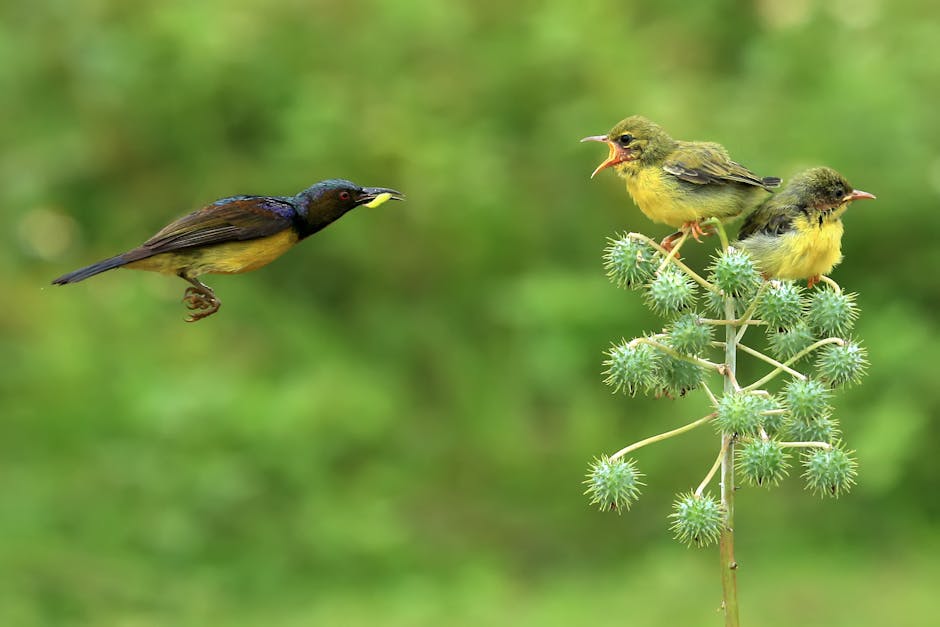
[610,412,717,461]
[719,286,740,626]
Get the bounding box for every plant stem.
[819,275,842,293]
[626,233,719,293]
[734,282,768,344]
[657,232,689,273]
[737,343,807,381]
[701,318,767,327]
[609,412,717,461]
[704,217,731,250]
[779,441,833,450]
[696,438,730,496]
[743,337,845,391]
[702,383,719,408]
[631,337,724,372]
[719,293,740,627]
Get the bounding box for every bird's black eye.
[618,133,633,145]
[339,191,351,201]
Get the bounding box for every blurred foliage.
[1,0,939,624]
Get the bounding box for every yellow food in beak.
[363,192,393,208]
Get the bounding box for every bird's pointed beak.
[357,187,405,208]
[581,135,627,179]
[846,189,876,202]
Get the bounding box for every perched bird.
[582,115,780,249]
[52,179,403,321]
[736,167,874,288]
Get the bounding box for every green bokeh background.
[3,1,939,625]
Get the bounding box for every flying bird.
[52,179,403,321]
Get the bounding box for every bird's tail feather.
[761,176,782,189]
[52,249,149,285]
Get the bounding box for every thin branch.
[734,282,769,344]
[702,382,719,408]
[701,318,768,327]
[819,275,842,293]
[737,343,807,381]
[703,217,731,251]
[743,338,845,391]
[722,364,742,391]
[631,337,724,372]
[696,438,731,496]
[656,232,689,274]
[610,412,718,461]
[779,441,833,450]
[626,233,719,294]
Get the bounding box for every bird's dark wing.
[664,141,780,190]
[738,201,799,239]
[140,196,298,254]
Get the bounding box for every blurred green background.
[2,0,939,625]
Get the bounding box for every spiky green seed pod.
[816,340,868,387]
[766,321,816,361]
[737,439,790,487]
[669,492,724,548]
[750,393,779,433]
[584,456,644,513]
[783,379,832,421]
[783,415,840,444]
[806,289,858,337]
[604,235,658,289]
[802,445,857,497]
[656,354,706,397]
[603,340,659,396]
[757,280,805,329]
[701,289,727,318]
[666,313,713,356]
[758,394,786,435]
[709,247,761,298]
[645,267,697,315]
[715,391,766,436]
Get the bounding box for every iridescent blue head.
[293,178,404,235]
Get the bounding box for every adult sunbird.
[736,167,874,288]
[52,179,403,321]
[582,115,780,250]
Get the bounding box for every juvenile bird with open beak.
[582,116,780,250]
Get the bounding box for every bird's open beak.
[357,187,405,208]
[845,189,876,203]
[581,135,628,179]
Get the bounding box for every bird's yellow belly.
[624,170,700,227]
[126,230,299,276]
[764,219,844,280]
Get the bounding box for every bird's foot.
[682,221,714,242]
[660,231,683,254]
[807,275,821,290]
[182,287,221,322]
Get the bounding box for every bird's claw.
[683,221,714,242]
[660,232,682,254]
[181,287,220,322]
